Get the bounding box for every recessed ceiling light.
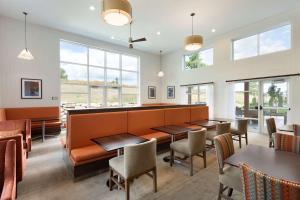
[89,6,96,11]
[111,36,115,39]
[211,29,216,33]
[156,31,161,35]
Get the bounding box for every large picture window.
[233,24,291,60]
[60,40,140,116]
[184,48,214,70]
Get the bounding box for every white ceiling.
[0,0,299,54]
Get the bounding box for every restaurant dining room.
[0,0,300,200]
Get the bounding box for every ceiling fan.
[128,22,146,49]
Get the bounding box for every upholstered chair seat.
[170,128,207,176]
[219,165,242,192]
[207,123,231,146]
[266,118,277,148]
[275,133,300,154]
[230,119,248,148]
[240,163,300,200]
[214,133,242,200]
[109,139,157,200]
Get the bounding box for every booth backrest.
[128,109,165,136]
[5,107,60,120]
[0,109,6,121]
[164,107,191,125]
[68,111,128,150]
[190,106,209,122]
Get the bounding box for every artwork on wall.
[148,86,156,99]
[167,86,175,99]
[21,78,42,99]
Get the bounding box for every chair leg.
[227,188,233,197]
[125,179,130,200]
[190,156,193,176]
[239,135,242,148]
[218,183,224,200]
[109,167,113,191]
[245,133,248,145]
[170,149,174,167]
[153,168,157,192]
[203,151,206,168]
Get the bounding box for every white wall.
[0,16,161,108]
[161,9,300,124]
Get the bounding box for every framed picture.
[21,78,42,99]
[148,86,156,99]
[167,86,175,99]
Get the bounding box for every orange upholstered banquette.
[3,107,61,135]
[66,105,209,177]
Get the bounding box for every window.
[233,24,291,60]
[185,85,209,105]
[60,40,140,118]
[184,48,214,70]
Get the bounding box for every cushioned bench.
[128,109,170,143]
[66,105,209,177]
[68,111,128,167]
[4,107,62,135]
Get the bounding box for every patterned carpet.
[17,133,268,200]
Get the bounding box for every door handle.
[259,105,263,110]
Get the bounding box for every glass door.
[260,80,289,133]
[234,81,259,132]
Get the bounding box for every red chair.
[0,140,16,200]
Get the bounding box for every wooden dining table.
[225,144,300,183]
[278,124,296,132]
[190,120,219,129]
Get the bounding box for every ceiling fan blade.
[132,38,146,43]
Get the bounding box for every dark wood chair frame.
[109,166,157,200]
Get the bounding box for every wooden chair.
[294,124,300,136]
[207,122,231,146]
[214,133,242,200]
[240,163,300,200]
[170,128,207,176]
[266,118,276,148]
[109,139,157,200]
[230,119,248,148]
[275,132,300,154]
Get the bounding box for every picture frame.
[148,86,156,99]
[167,86,175,99]
[21,78,42,99]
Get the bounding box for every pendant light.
[184,13,203,51]
[158,50,164,77]
[18,12,34,60]
[102,0,132,26]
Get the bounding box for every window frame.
[59,39,141,108]
[232,23,292,61]
[183,48,214,70]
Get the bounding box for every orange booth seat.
[4,107,62,135]
[66,105,209,177]
[68,111,128,167]
[0,134,26,183]
[0,119,31,153]
[190,106,209,122]
[0,140,17,200]
[128,109,170,143]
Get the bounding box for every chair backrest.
[216,123,231,135]
[240,163,300,200]
[266,118,276,138]
[237,119,248,134]
[124,139,157,179]
[188,128,207,155]
[275,133,300,154]
[294,124,300,136]
[214,133,234,173]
